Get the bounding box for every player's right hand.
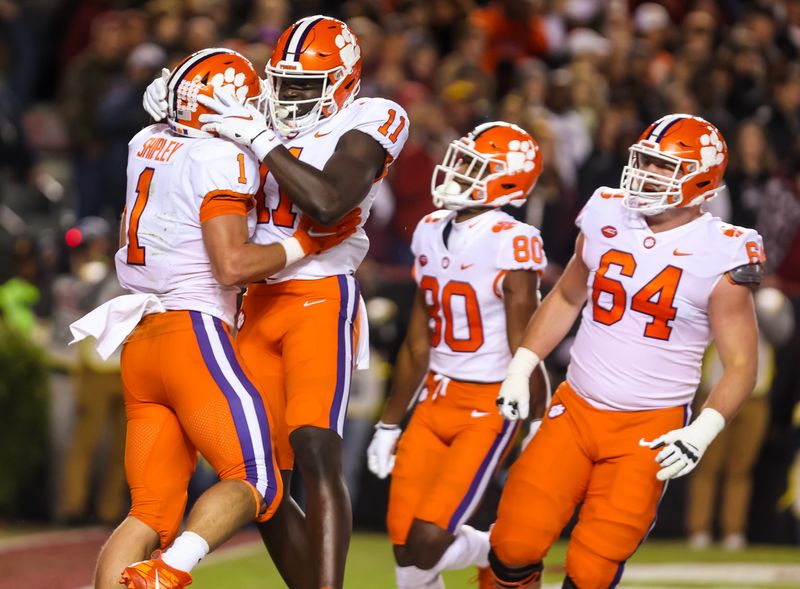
[496,373,530,421]
[293,209,362,255]
[143,68,170,121]
[367,421,402,479]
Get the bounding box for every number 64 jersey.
[568,187,765,411]
[411,209,547,383]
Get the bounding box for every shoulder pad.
[726,263,763,287]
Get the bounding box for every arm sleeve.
[724,228,766,286]
[496,223,548,273]
[189,143,261,223]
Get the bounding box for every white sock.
[395,565,445,589]
[433,525,490,572]
[161,531,210,572]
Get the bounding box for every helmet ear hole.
[501,183,516,189]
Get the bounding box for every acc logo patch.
[601,225,617,238]
[548,403,566,419]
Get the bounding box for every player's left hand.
[639,408,725,481]
[198,91,278,161]
[293,209,362,255]
[367,422,402,479]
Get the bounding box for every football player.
[78,49,358,589]
[142,16,409,589]
[490,114,764,589]
[366,122,549,589]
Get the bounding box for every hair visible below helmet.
[266,15,362,136]
[620,114,728,215]
[431,122,542,211]
[166,48,264,138]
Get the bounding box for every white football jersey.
[411,209,547,383]
[567,187,765,411]
[253,97,409,282]
[116,124,261,326]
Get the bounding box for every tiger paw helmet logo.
[335,27,361,72]
[505,139,538,174]
[700,127,725,168]
[177,68,251,120]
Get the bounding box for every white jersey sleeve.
[348,97,409,161]
[719,223,765,273]
[495,223,548,273]
[187,140,261,222]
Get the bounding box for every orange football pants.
[490,381,688,589]
[237,275,360,470]
[121,311,282,548]
[387,372,519,545]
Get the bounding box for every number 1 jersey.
[411,209,547,383]
[568,187,764,411]
[116,124,261,326]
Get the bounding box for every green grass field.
[193,533,800,588]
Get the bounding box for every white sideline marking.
[623,562,800,583]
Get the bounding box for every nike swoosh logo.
[673,249,692,256]
[226,114,253,121]
[304,300,326,307]
[315,130,332,138]
[470,410,491,418]
[460,263,474,270]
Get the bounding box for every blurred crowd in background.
[1,0,800,548]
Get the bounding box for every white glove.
[143,67,170,121]
[197,92,279,161]
[639,408,725,481]
[497,347,540,421]
[366,421,402,479]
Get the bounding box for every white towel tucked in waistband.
[69,293,166,360]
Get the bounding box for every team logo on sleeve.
[419,255,428,266]
[548,403,566,419]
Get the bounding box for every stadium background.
[0,0,799,585]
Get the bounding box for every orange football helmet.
[166,48,264,138]
[621,114,728,215]
[266,15,362,136]
[431,122,542,210]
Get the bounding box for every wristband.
[251,128,280,161]
[507,347,541,379]
[280,237,306,268]
[375,421,401,431]
[692,407,726,445]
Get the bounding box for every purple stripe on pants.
[447,419,514,533]
[189,311,257,487]
[328,275,350,432]
[211,317,279,506]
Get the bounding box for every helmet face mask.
[267,16,362,137]
[431,122,542,211]
[167,48,265,138]
[621,114,727,216]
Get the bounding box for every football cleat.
[120,552,193,589]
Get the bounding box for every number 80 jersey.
[411,209,547,383]
[568,187,765,411]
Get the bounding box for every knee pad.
[488,549,543,588]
